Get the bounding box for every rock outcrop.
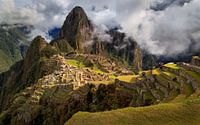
[23,36,47,71]
[51,39,74,53]
[59,6,93,53]
[191,56,200,67]
[92,29,143,73]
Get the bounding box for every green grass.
[92,64,107,74]
[114,75,138,83]
[66,101,200,125]
[152,69,161,75]
[90,81,114,85]
[164,63,180,70]
[185,70,200,82]
[139,69,161,76]
[67,59,86,68]
[0,49,13,72]
[163,71,176,78]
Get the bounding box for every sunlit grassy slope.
[164,63,181,70]
[66,100,200,125]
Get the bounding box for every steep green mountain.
[0,24,30,73]
[55,6,142,73]
[0,6,200,125]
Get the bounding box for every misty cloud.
[135,0,200,55]
[0,0,199,55]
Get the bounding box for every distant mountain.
[0,24,31,73]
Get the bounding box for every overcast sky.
[0,0,199,56]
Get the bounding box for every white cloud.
[134,0,200,55]
[0,0,199,55]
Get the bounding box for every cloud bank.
[0,0,199,56]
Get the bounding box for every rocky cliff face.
[92,29,143,73]
[59,6,93,53]
[23,36,47,71]
[191,56,200,67]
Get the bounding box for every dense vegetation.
[0,25,30,73]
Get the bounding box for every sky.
[15,0,31,7]
[0,0,199,56]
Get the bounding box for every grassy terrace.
[90,81,114,85]
[67,59,86,68]
[164,63,181,70]
[113,75,139,83]
[163,63,200,81]
[66,100,200,125]
[139,69,161,76]
[185,70,200,83]
[163,71,176,78]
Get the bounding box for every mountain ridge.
[0,6,200,125]
[0,24,30,73]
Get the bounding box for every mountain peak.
[66,6,89,23]
[59,6,93,53]
[71,6,86,14]
[23,36,47,70]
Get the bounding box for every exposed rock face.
[59,6,93,53]
[191,56,200,67]
[133,43,143,73]
[92,37,107,56]
[21,36,60,84]
[51,39,74,53]
[23,36,47,71]
[142,51,157,70]
[92,29,143,73]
